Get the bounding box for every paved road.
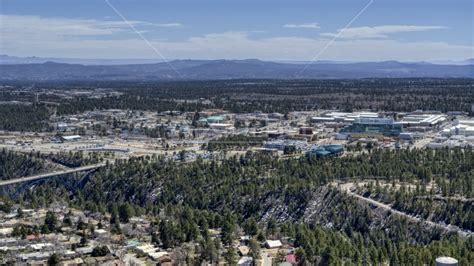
[337,183,472,237]
[0,163,106,186]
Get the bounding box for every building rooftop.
[265,240,283,248]
[435,256,458,264]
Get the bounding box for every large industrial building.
[441,119,474,137]
[428,118,474,149]
[398,114,446,127]
[339,117,403,138]
[311,111,379,123]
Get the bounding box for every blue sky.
[1,0,473,61]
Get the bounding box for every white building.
[208,123,234,130]
[61,135,82,141]
[398,114,446,127]
[265,240,283,249]
[312,111,380,123]
[441,119,474,137]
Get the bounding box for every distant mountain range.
[2,55,474,66]
[0,56,473,80]
[0,55,167,66]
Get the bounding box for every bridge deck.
[0,163,106,186]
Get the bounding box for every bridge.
[0,163,107,187]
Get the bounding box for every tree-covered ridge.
[0,149,45,180]
[17,148,473,222]
[72,78,474,114]
[7,147,473,264]
[6,78,471,116]
[283,222,473,265]
[53,78,473,114]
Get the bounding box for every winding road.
[336,183,472,237]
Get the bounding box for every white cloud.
[321,25,447,39]
[19,32,469,62]
[283,23,320,29]
[0,15,471,61]
[0,14,181,38]
[155,23,182,27]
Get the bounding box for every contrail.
[104,0,182,77]
[299,0,375,75]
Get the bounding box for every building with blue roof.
[339,117,402,138]
[206,116,225,123]
[307,144,344,158]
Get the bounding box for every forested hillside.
[7,148,472,263]
[55,79,474,114]
[17,149,473,224]
[3,79,473,117]
[0,149,45,180]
